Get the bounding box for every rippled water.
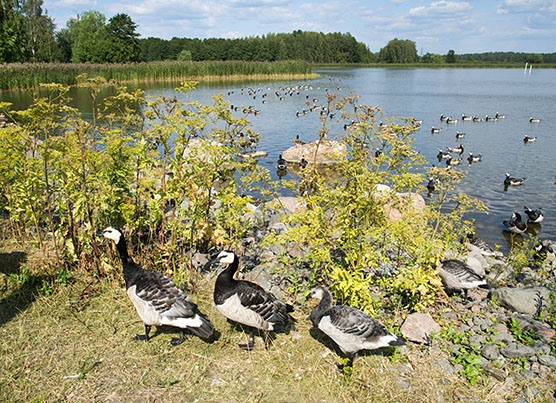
[3,68,556,252]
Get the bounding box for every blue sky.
[43,0,556,54]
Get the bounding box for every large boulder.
[489,286,551,315]
[400,312,440,343]
[282,140,346,165]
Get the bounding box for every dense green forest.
[1,2,555,65]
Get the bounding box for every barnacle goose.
[467,152,481,163]
[436,259,489,300]
[276,154,287,171]
[503,212,527,234]
[309,286,405,372]
[214,251,294,350]
[100,227,214,344]
[504,173,526,187]
[524,206,544,223]
[523,135,537,143]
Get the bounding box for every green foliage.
[445,50,456,63]
[0,60,314,90]
[378,38,418,63]
[440,326,484,385]
[141,31,375,63]
[507,318,535,346]
[274,93,482,312]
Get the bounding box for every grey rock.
[400,313,440,343]
[514,398,528,403]
[481,344,500,361]
[532,340,551,355]
[500,343,536,359]
[268,222,288,235]
[493,331,514,344]
[489,286,551,315]
[472,317,486,327]
[538,354,556,368]
[512,314,556,339]
[432,359,454,376]
[482,365,505,381]
[523,386,539,400]
[469,334,485,345]
[191,252,210,270]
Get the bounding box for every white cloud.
[409,1,472,17]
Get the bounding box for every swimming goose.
[504,173,526,186]
[523,135,537,143]
[436,259,488,299]
[309,286,405,371]
[214,251,293,350]
[524,206,544,223]
[431,127,442,134]
[495,112,506,119]
[446,117,458,124]
[440,114,448,122]
[276,154,287,171]
[427,177,438,193]
[455,131,466,139]
[445,156,461,166]
[100,227,214,344]
[485,115,498,122]
[472,116,483,122]
[461,113,472,121]
[503,212,527,234]
[447,144,464,155]
[529,117,541,123]
[467,152,481,163]
[437,149,451,160]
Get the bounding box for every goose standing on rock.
[99,227,214,345]
[308,286,405,372]
[214,251,294,351]
[436,259,489,300]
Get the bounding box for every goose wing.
[236,281,290,325]
[133,270,197,318]
[326,305,387,339]
[440,259,484,282]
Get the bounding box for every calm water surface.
[3,69,556,252]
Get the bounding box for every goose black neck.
[310,288,333,326]
[115,234,130,262]
[218,254,239,283]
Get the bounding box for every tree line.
[2,4,555,65]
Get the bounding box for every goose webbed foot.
[170,330,185,346]
[133,324,151,342]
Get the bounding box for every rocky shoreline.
[186,196,556,397]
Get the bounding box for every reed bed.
[0,60,315,90]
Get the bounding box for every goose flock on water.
[429,111,546,245]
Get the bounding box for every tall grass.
[0,60,315,90]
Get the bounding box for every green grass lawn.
[1,239,554,402]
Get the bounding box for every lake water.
[3,68,556,252]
